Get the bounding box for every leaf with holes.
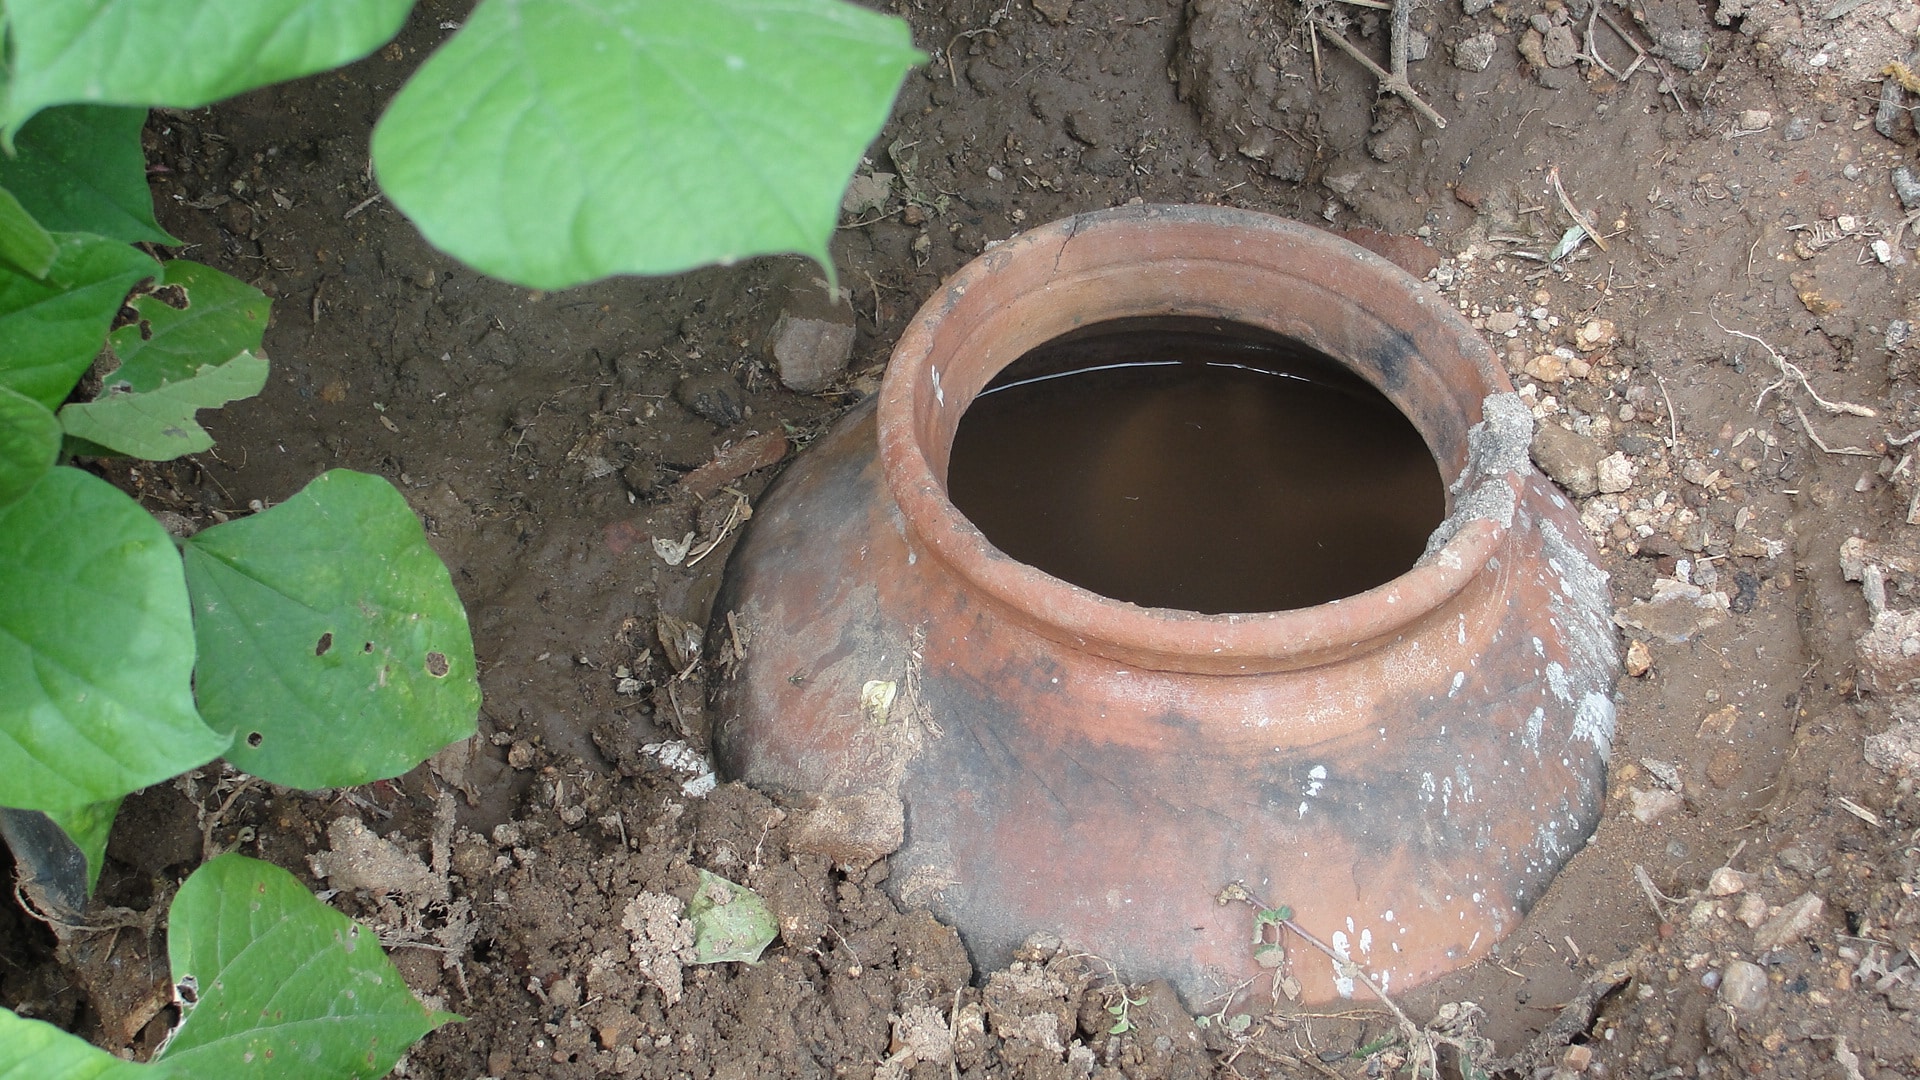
[0,0,416,138]
[371,0,922,289]
[181,469,479,789]
[0,1006,176,1080]
[0,233,157,409]
[59,350,270,461]
[0,387,61,511]
[0,467,228,814]
[105,260,271,389]
[0,187,59,279]
[0,105,179,245]
[154,853,458,1079]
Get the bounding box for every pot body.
[710,205,1618,1006]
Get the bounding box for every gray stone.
[1452,32,1497,72]
[769,273,858,394]
[1654,28,1707,71]
[1462,0,1493,14]
[676,372,748,426]
[1718,960,1769,1012]
[1878,77,1916,143]
[1542,23,1579,68]
[1894,166,1920,212]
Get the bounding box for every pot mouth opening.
[878,204,1515,672]
[944,315,1449,616]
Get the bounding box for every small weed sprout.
[1103,986,1148,1035]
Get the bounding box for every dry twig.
[1548,166,1609,252]
[1720,315,1877,417]
[1312,0,1447,129]
[1796,406,1880,457]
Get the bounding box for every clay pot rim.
[877,204,1513,674]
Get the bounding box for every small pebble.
[1596,451,1635,494]
[1736,893,1769,928]
[1575,319,1617,351]
[1630,787,1684,823]
[675,372,749,426]
[1708,866,1749,896]
[1755,892,1825,950]
[1624,639,1652,677]
[1541,23,1579,67]
[1737,109,1771,131]
[1718,960,1769,1012]
[1524,354,1569,383]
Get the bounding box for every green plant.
[0,104,481,892]
[1103,986,1148,1035]
[0,854,458,1079]
[2,0,919,1074]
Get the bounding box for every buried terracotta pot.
[708,204,1619,1007]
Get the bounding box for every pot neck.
[878,205,1521,676]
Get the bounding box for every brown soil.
[7,0,1920,1076]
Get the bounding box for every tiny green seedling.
[1104,986,1149,1035]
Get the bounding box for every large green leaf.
[0,187,59,279]
[0,467,227,814]
[182,470,479,788]
[43,796,123,894]
[0,1007,174,1080]
[106,261,270,389]
[0,0,418,139]
[0,105,178,245]
[0,387,60,510]
[0,233,157,409]
[58,350,270,461]
[371,0,923,289]
[156,854,457,1080]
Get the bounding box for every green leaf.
[0,233,157,409]
[0,1,418,139]
[371,0,923,289]
[0,188,59,279]
[43,797,123,894]
[0,1007,174,1080]
[59,350,270,461]
[182,470,479,789]
[106,261,271,390]
[687,869,777,965]
[156,854,458,1080]
[0,467,227,814]
[0,387,61,510]
[0,105,179,245]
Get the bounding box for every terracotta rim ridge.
[877,204,1516,675]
